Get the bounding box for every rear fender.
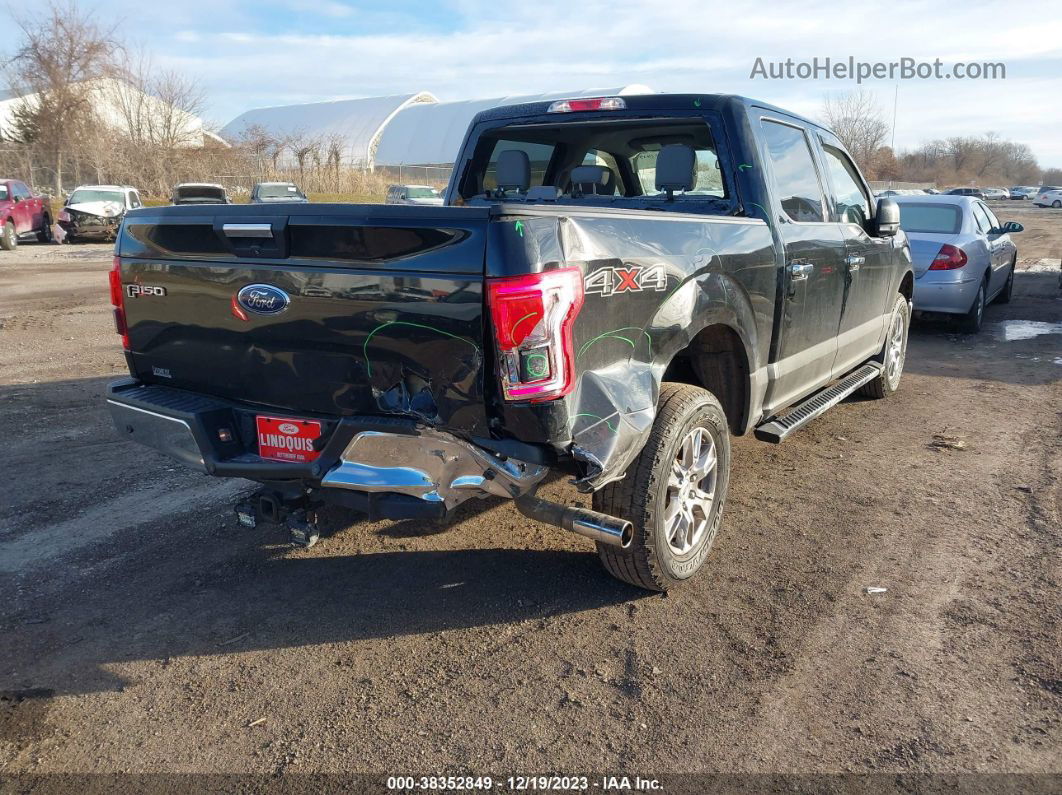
[567,269,761,489]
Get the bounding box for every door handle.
[788,261,814,281]
[845,255,865,271]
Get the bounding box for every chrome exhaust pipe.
[515,495,633,549]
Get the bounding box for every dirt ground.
[0,207,1059,783]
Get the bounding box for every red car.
[0,179,53,250]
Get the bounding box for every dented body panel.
[484,207,775,486]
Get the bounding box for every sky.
[3,0,1061,166]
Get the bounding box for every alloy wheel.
[886,307,907,390]
[664,427,718,556]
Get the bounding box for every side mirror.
[875,198,900,237]
[1000,221,1024,234]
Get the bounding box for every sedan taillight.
[929,244,968,270]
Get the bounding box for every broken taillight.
[109,256,130,350]
[487,267,584,401]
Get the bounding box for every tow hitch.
[234,489,321,549]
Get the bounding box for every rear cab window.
[458,113,733,213]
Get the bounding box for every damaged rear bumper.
[106,379,547,521]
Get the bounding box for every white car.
[1033,189,1062,208]
[58,185,143,242]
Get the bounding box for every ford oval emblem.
[237,284,290,316]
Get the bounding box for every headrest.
[571,165,609,188]
[655,144,696,193]
[495,150,530,192]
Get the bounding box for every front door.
[817,138,895,377]
[758,117,848,414]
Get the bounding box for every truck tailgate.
[117,205,491,435]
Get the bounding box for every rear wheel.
[859,292,910,399]
[959,279,986,333]
[593,382,730,592]
[0,221,16,251]
[996,259,1015,304]
[1053,200,1061,209]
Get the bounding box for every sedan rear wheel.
[1053,200,1061,209]
[960,280,986,333]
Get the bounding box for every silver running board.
[754,363,882,444]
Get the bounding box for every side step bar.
[754,363,882,444]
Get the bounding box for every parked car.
[385,184,443,205]
[1032,188,1062,208]
[250,182,308,203]
[894,195,1021,332]
[171,183,230,205]
[59,185,142,243]
[1009,186,1038,200]
[981,187,1009,200]
[925,188,941,194]
[106,93,913,591]
[0,179,53,250]
[946,187,985,199]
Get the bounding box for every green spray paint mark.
[364,321,479,378]
[748,202,769,219]
[577,327,652,360]
[572,412,617,433]
[514,220,525,237]
[693,98,701,107]
[738,163,753,172]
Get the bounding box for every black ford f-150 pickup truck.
[106,93,913,591]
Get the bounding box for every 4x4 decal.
[584,264,667,297]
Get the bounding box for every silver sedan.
[894,195,1022,333]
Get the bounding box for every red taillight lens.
[109,256,129,350]
[487,267,584,401]
[929,244,968,270]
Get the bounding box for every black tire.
[0,220,16,251]
[959,278,986,333]
[858,292,910,399]
[996,259,1015,304]
[592,382,730,592]
[36,217,53,243]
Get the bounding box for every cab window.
[760,119,827,223]
[821,145,870,227]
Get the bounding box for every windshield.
[258,184,305,199]
[460,117,729,206]
[69,189,124,205]
[405,187,439,199]
[898,203,962,234]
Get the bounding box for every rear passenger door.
[972,202,1005,291]
[817,137,895,377]
[758,117,848,413]
[976,201,1011,294]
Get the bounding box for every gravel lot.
[0,208,1059,780]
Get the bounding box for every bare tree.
[3,1,119,194]
[820,89,890,176]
